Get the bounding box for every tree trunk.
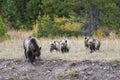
[88,5,99,36]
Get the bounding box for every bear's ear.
[65,40,67,43]
[85,37,87,39]
[93,39,96,41]
[39,47,41,50]
[54,41,56,43]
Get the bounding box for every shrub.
[116,30,120,38]
[33,15,61,38]
[0,16,5,37]
[93,29,103,39]
[33,15,80,38]
[0,16,10,39]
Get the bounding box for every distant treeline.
[0,0,120,37]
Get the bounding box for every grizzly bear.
[85,37,101,53]
[23,36,41,64]
[50,40,61,52]
[60,39,71,53]
[50,39,71,53]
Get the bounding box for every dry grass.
[0,30,120,61]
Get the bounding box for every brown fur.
[84,37,101,53]
[23,36,41,64]
[84,37,89,48]
[61,40,69,53]
[50,41,60,52]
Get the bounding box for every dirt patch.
[0,59,120,80]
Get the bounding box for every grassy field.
[0,30,120,61]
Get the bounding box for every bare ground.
[0,59,120,80]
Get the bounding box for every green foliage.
[33,15,60,37]
[1,0,40,29]
[41,0,74,18]
[0,16,10,39]
[2,0,18,29]
[0,0,120,37]
[33,15,80,38]
[0,16,5,37]
[26,0,40,23]
[98,0,120,29]
[116,30,120,38]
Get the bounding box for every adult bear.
[85,37,101,53]
[23,36,41,64]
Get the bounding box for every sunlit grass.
[0,30,120,61]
